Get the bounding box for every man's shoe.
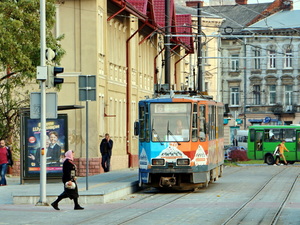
[74,205,84,210]
[51,202,60,210]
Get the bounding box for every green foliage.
[0,0,65,148]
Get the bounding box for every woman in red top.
[0,139,8,186]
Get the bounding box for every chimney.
[186,1,204,8]
[235,0,248,5]
[281,0,293,10]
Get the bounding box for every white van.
[236,130,248,150]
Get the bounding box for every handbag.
[65,181,76,189]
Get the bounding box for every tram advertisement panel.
[24,114,68,178]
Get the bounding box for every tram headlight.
[152,158,165,166]
[176,158,190,166]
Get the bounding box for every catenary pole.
[36,0,47,205]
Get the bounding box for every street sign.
[30,92,58,119]
[79,75,96,101]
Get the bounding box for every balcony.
[245,104,297,115]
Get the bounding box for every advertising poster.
[24,114,68,178]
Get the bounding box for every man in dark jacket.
[100,133,113,172]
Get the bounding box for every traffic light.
[46,66,64,88]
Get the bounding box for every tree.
[0,0,65,148]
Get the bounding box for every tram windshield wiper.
[167,121,181,145]
[152,119,163,145]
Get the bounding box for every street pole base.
[35,201,49,206]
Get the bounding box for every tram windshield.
[150,103,191,142]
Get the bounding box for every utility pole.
[243,37,247,129]
[164,0,170,87]
[197,2,202,92]
[36,0,48,206]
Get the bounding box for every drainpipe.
[126,23,147,168]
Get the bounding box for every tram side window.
[208,106,215,140]
[145,106,150,142]
[217,106,224,138]
[199,105,206,141]
[192,104,198,142]
[139,106,145,141]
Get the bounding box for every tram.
[135,91,224,190]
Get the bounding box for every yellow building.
[21,0,222,176]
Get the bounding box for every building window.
[205,82,209,92]
[253,85,261,105]
[268,50,276,69]
[230,55,239,71]
[269,85,276,104]
[231,87,240,106]
[202,45,208,64]
[285,85,293,105]
[253,49,261,69]
[284,49,292,68]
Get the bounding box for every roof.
[175,3,221,18]
[202,3,273,34]
[245,10,300,31]
[176,14,194,53]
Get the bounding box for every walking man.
[100,133,113,172]
[275,140,289,165]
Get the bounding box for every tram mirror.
[134,121,139,136]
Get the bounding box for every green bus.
[247,125,300,165]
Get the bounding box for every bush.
[229,150,249,162]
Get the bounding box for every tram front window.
[150,103,191,142]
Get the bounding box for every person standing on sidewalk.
[0,139,12,186]
[100,133,113,172]
[275,140,289,165]
[51,150,84,210]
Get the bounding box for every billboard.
[24,114,68,178]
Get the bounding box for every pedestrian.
[51,150,84,210]
[275,140,289,165]
[100,133,113,172]
[0,139,13,186]
[232,138,238,146]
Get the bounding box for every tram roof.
[141,93,218,103]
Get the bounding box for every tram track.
[75,189,192,225]
[221,167,299,225]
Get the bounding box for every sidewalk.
[1,168,139,205]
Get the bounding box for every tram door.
[255,131,264,159]
[296,131,300,161]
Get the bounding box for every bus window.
[249,129,255,142]
[256,132,263,151]
[264,129,280,142]
[283,129,296,142]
